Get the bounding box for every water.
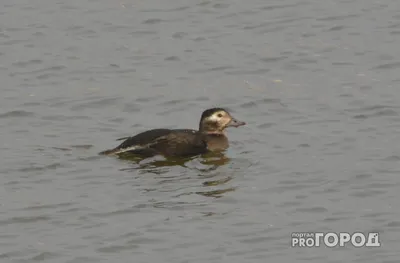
[1,0,400,262]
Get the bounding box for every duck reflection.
[196,176,236,198]
[119,151,236,198]
[118,151,229,170]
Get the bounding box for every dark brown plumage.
[99,108,245,157]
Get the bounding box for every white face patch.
[208,111,225,122]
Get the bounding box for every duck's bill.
[227,118,246,127]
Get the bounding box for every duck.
[99,108,246,157]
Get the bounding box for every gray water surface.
[1,0,400,262]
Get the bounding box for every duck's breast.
[204,134,229,152]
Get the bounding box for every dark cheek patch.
[222,117,231,126]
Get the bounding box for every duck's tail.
[99,148,118,155]
[99,145,142,155]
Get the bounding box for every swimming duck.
[99,108,245,157]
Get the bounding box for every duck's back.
[100,128,208,157]
[116,129,173,148]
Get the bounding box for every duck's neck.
[200,130,226,136]
[201,131,229,151]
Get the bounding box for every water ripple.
[0,110,34,118]
[0,215,51,225]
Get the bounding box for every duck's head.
[199,108,246,134]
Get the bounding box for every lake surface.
[1,0,400,262]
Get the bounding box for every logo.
[291,232,381,248]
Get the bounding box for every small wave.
[0,110,34,118]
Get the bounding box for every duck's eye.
[217,113,223,118]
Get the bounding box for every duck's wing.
[115,129,171,142]
[116,129,195,141]
[147,131,208,157]
[100,129,173,155]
